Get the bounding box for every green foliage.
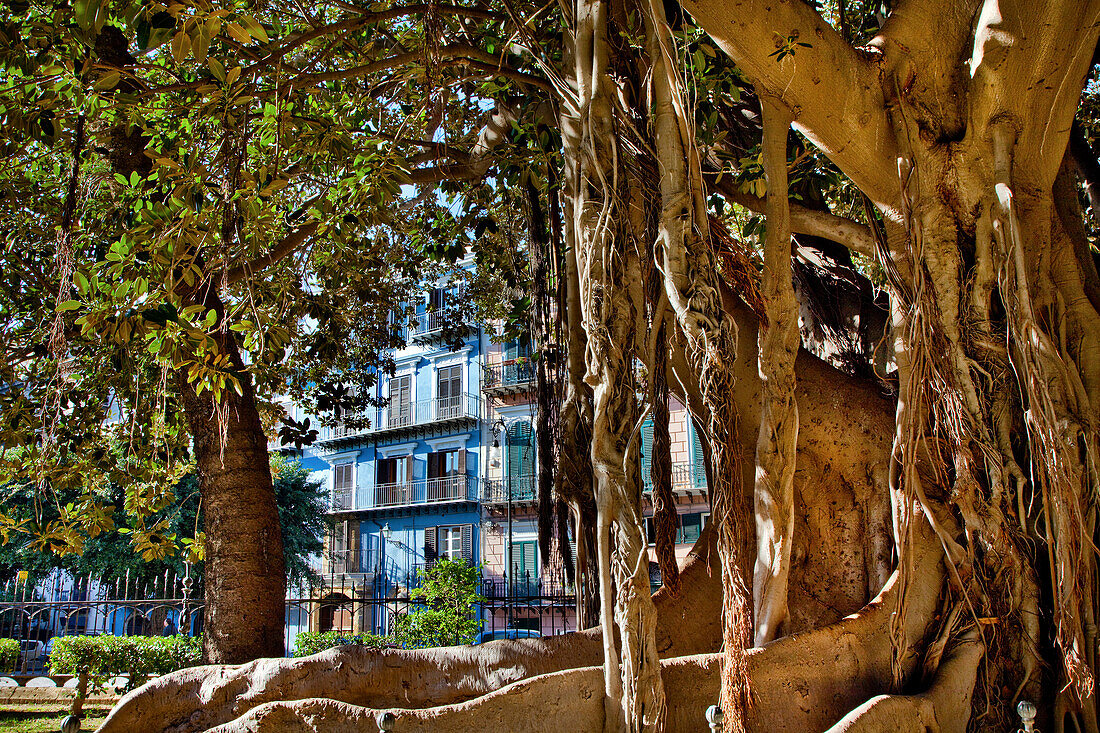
[0,457,324,586]
[292,630,390,658]
[0,638,16,670]
[49,634,202,690]
[393,559,485,649]
[270,457,326,584]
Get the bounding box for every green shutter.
[511,540,538,595]
[680,513,702,545]
[691,423,706,489]
[640,416,654,491]
[506,421,535,492]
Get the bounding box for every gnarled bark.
[122,515,946,733]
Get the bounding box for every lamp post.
[490,417,513,629]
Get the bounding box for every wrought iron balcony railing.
[481,475,537,503]
[482,359,536,392]
[642,461,705,493]
[409,307,446,337]
[317,393,480,443]
[330,474,476,512]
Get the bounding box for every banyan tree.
[5,0,1100,731]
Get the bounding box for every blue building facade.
[291,273,489,636]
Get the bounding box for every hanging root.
[751,94,799,647]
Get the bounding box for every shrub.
[393,559,484,649]
[292,630,390,657]
[49,634,202,690]
[0,638,16,669]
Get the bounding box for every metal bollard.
[60,715,81,733]
[1017,700,1038,733]
[376,710,397,731]
[705,705,723,732]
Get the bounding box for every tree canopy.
[7,0,1100,731]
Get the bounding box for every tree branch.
[679,0,900,214]
[284,45,550,92]
[224,223,319,286]
[707,173,876,256]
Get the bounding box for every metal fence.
[0,568,577,675]
[0,571,204,676]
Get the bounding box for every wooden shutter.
[335,463,353,490]
[348,521,360,571]
[640,416,654,491]
[457,447,466,475]
[507,421,535,482]
[424,526,438,562]
[681,513,702,545]
[405,455,415,484]
[461,524,473,562]
[691,423,706,489]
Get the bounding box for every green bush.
[292,630,390,657]
[49,634,202,690]
[0,638,16,669]
[393,559,485,649]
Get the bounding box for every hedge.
[49,634,202,690]
[0,638,16,670]
[292,630,391,657]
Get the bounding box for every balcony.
[324,547,384,579]
[409,307,446,338]
[642,461,706,494]
[482,475,537,504]
[482,359,536,396]
[330,474,477,512]
[317,393,480,444]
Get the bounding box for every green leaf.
[208,57,226,82]
[94,72,120,91]
[57,300,81,312]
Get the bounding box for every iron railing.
[483,359,536,391]
[409,307,446,337]
[317,393,479,443]
[330,474,476,512]
[0,567,579,675]
[642,461,705,493]
[481,475,537,503]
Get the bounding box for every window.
[506,420,535,500]
[388,374,412,427]
[511,540,538,596]
[376,455,412,506]
[427,449,463,478]
[424,524,473,563]
[441,526,463,560]
[690,423,707,489]
[437,365,462,417]
[428,287,447,331]
[333,463,354,510]
[426,449,465,500]
[679,513,703,545]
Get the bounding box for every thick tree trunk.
[132,519,945,733]
[98,529,722,732]
[176,324,286,664]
